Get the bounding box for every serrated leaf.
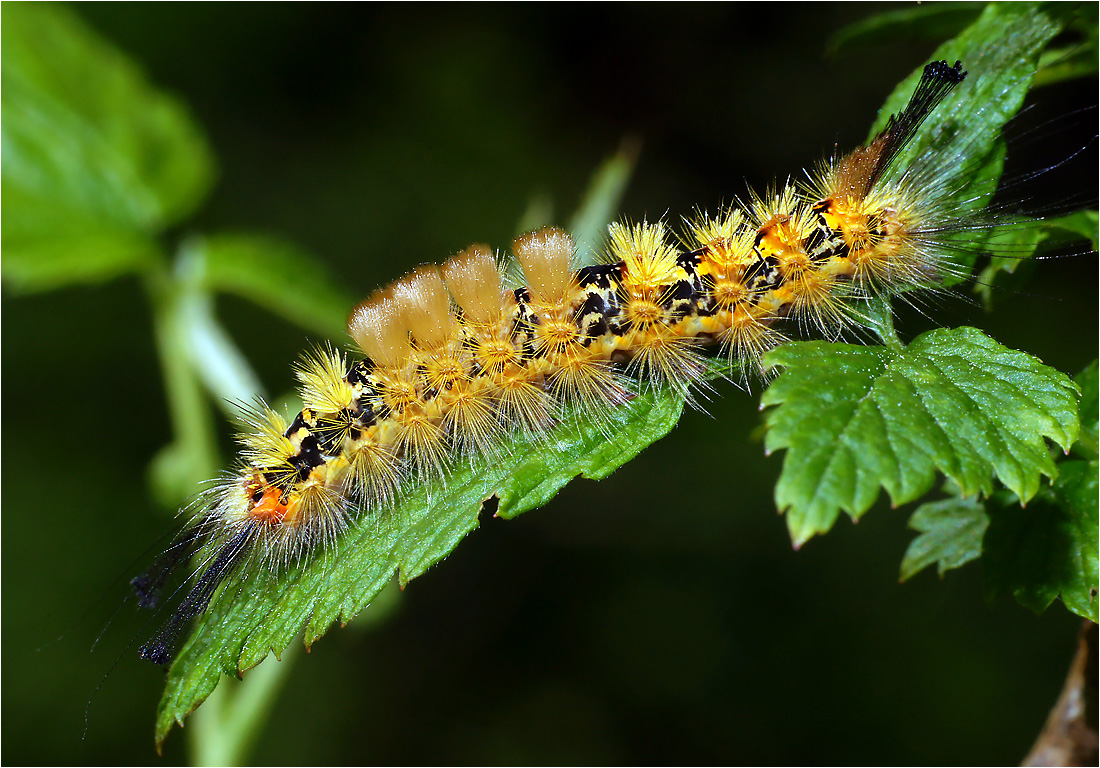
[900,496,989,581]
[194,233,356,340]
[1,4,215,291]
[1074,361,1098,459]
[983,460,1099,622]
[155,382,687,747]
[156,141,646,745]
[761,326,1080,547]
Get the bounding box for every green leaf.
[1074,361,1099,460]
[188,643,301,767]
[761,326,1080,547]
[155,381,687,747]
[970,220,1048,306]
[194,233,356,341]
[1,4,214,291]
[1032,44,1100,88]
[867,4,1063,285]
[826,3,983,58]
[983,460,1099,622]
[900,495,989,581]
[0,231,162,293]
[971,210,1099,306]
[1043,210,1100,250]
[1032,5,1099,87]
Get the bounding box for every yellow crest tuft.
[686,208,744,250]
[295,345,354,415]
[607,219,679,289]
[236,400,295,467]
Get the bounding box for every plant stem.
[1022,621,1098,765]
[188,643,302,766]
[862,294,905,352]
[144,265,220,506]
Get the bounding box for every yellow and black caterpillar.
[136,60,973,663]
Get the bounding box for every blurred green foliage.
[2,3,213,290]
[3,3,1096,765]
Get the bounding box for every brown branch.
[1022,620,1098,767]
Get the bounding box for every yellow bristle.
[815,133,891,205]
[390,266,454,350]
[495,376,553,434]
[686,208,743,249]
[236,401,294,466]
[513,226,575,307]
[295,345,354,414]
[347,291,411,367]
[547,355,630,418]
[687,209,754,271]
[608,219,680,292]
[720,307,787,375]
[474,335,521,377]
[627,330,706,394]
[750,187,815,244]
[345,436,406,511]
[533,317,582,359]
[859,184,936,289]
[781,270,850,336]
[441,381,499,457]
[686,209,748,254]
[393,411,449,479]
[131,55,1012,690]
[291,482,347,552]
[443,244,505,324]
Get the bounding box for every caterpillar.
[132,60,983,665]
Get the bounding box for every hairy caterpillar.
[133,60,983,664]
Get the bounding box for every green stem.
[144,266,220,506]
[188,643,302,766]
[175,236,266,416]
[862,294,905,353]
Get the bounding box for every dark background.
[4,4,1096,765]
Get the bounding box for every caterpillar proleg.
[135,60,983,664]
